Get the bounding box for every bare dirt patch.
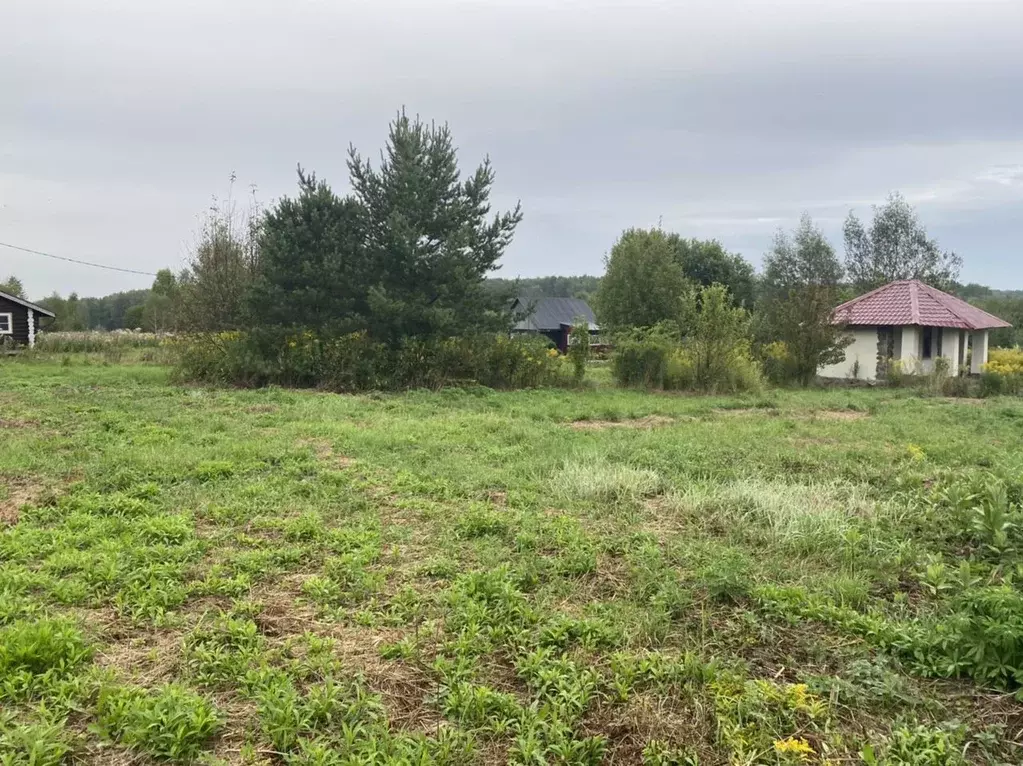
[0,417,39,429]
[569,415,676,431]
[297,437,356,468]
[252,581,442,734]
[0,478,45,525]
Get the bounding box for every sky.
[3,0,1023,299]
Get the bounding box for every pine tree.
[347,111,522,344]
[0,275,25,298]
[248,168,368,333]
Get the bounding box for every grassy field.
[2,359,1022,764]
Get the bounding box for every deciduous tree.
[595,228,694,332]
[844,192,962,291]
[179,182,260,332]
[761,214,851,385]
[673,238,756,308]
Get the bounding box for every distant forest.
[487,275,601,302]
[21,276,1023,348]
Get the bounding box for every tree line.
[4,128,1020,364]
[594,193,979,385]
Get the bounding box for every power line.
[0,240,158,277]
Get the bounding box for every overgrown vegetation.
[175,330,564,391]
[2,358,1021,763]
[610,285,762,393]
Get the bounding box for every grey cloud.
[2,0,1023,297]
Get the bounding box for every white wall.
[819,328,878,380]
[942,328,962,372]
[900,326,921,367]
[971,330,989,374]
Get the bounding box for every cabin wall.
[819,328,879,380]
[0,296,30,347]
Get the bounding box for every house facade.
[511,297,599,353]
[819,280,1011,381]
[0,290,56,349]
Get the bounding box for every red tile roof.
[832,280,1011,330]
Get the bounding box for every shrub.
[981,348,1023,396]
[174,330,561,392]
[610,326,676,388]
[984,346,1023,374]
[610,287,762,393]
[760,341,793,385]
[566,321,591,384]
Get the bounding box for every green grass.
[2,358,1023,764]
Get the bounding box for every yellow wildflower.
[773,737,815,760]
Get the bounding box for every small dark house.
[0,290,55,349]
[511,297,599,353]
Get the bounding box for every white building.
[819,280,1011,381]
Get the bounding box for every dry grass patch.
[296,437,356,468]
[584,692,714,763]
[568,415,676,431]
[713,407,869,421]
[0,417,40,429]
[812,409,869,421]
[0,477,46,525]
[244,404,280,414]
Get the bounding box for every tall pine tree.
[249,168,368,333]
[347,112,522,344]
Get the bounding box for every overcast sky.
[3,0,1023,299]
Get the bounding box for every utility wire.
[0,240,158,277]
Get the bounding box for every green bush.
[610,330,761,394]
[173,330,562,392]
[759,341,793,385]
[610,327,676,388]
[610,286,761,393]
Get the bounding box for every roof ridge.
[908,281,920,324]
[916,281,1010,329]
[914,281,970,326]
[0,289,56,317]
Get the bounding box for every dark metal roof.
[832,280,1010,330]
[0,290,56,317]
[511,297,598,332]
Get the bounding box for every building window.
[0,313,12,335]
[922,327,933,359]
